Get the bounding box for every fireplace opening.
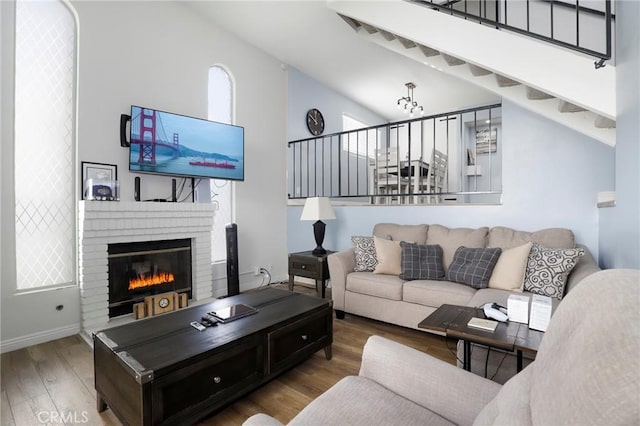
[108,238,192,318]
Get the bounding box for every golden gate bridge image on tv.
[130,108,237,170]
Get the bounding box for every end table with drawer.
[288,250,333,299]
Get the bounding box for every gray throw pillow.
[523,244,585,299]
[447,246,502,289]
[352,236,378,272]
[399,242,445,280]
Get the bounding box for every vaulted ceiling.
[184,1,615,145]
[184,1,499,122]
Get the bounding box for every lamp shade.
[300,197,336,221]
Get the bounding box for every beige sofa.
[243,269,639,426]
[327,223,600,382]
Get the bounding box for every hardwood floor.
[1,284,456,426]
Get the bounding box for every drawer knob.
[213,376,221,384]
[301,265,306,269]
[301,334,308,341]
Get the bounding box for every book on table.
[467,317,499,332]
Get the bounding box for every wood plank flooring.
[1,284,456,426]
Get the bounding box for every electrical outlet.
[253,266,260,276]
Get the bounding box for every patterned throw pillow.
[351,236,378,272]
[523,244,585,299]
[399,242,445,281]
[447,246,502,289]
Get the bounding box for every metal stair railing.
[409,0,613,67]
[288,103,502,204]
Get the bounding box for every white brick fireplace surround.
[78,201,215,337]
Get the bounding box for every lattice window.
[208,66,234,262]
[14,0,77,290]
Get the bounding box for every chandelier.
[396,82,424,117]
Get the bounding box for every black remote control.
[201,315,218,326]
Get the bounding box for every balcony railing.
[288,103,503,204]
[410,0,613,66]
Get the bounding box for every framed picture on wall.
[475,127,498,154]
[82,161,118,200]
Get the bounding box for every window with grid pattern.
[14,0,77,290]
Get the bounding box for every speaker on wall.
[120,114,131,147]
[226,223,240,296]
[134,176,141,202]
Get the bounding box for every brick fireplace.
[78,201,215,338]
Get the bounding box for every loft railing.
[288,103,503,204]
[410,0,613,67]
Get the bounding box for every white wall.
[288,99,615,260]
[287,67,387,200]
[287,66,386,140]
[1,0,287,349]
[599,0,640,269]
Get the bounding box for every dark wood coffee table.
[418,304,543,372]
[94,288,332,425]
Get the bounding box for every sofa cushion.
[523,244,585,299]
[488,242,532,292]
[403,280,476,308]
[373,236,402,275]
[427,225,489,272]
[473,366,535,425]
[373,223,428,245]
[347,272,403,301]
[447,247,502,289]
[399,242,445,281]
[289,376,454,426]
[351,236,379,272]
[488,226,574,249]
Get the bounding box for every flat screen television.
[128,105,244,181]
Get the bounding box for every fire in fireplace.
[129,271,175,290]
[108,238,192,318]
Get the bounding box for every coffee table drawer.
[151,335,264,423]
[268,308,332,373]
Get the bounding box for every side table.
[288,250,333,298]
[418,304,543,373]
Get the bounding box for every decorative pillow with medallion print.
[351,236,379,272]
[523,244,584,299]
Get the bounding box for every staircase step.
[558,100,587,113]
[360,22,378,34]
[397,36,417,49]
[468,64,492,76]
[595,116,616,128]
[417,44,440,57]
[442,53,466,66]
[526,87,554,100]
[337,13,361,31]
[378,29,396,41]
[495,74,521,87]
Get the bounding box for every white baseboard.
[0,323,81,354]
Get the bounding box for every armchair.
[244,269,639,425]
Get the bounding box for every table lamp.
[300,197,336,255]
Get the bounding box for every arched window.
[208,65,234,262]
[14,0,78,290]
